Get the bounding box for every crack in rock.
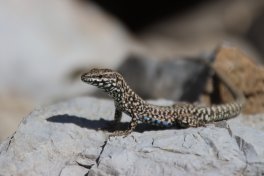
[83,139,109,176]
[75,154,96,176]
[197,132,219,159]
[234,135,259,174]
[6,133,15,152]
[76,161,94,169]
[214,121,233,136]
[152,145,201,156]
[58,162,82,176]
[95,139,108,167]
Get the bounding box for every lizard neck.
[106,76,145,111]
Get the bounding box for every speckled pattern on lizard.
[81,68,245,137]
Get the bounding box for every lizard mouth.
[81,73,92,83]
[81,73,102,87]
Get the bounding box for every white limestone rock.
[0,97,263,175]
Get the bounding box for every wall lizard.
[81,67,245,137]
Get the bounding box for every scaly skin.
[81,68,244,137]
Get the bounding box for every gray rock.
[0,97,263,176]
[0,0,131,102]
[113,55,211,102]
[0,0,133,141]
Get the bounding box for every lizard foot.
[108,129,132,138]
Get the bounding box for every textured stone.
[0,97,263,176]
[114,55,211,102]
[213,46,264,114]
[0,0,132,141]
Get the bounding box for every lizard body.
[81,68,245,136]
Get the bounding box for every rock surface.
[115,55,211,102]
[213,46,264,114]
[0,0,133,141]
[0,97,264,175]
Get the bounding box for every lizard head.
[81,68,121,90]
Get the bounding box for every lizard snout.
[81,73,90,82]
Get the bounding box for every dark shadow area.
[247,11,264,61]
[47,114,110,130]
[178,59,212,102]
[211,73,223,104]
[46,114,180,133]
[87,0,209,32]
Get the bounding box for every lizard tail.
[200,101,243,123]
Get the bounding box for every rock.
[0,0,133,141]
[0,93,34,143]
[213,46,264,114]
[138,1,264,61]
[0,0,132,101]
[113,55,212,102]
[0,97,263,175]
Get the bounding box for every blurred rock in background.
[136,0,264,60]
[0,0,134,141]
[116,55,212,102]
[213,46,264,114]
[1,0,264,141]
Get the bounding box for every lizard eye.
[98,75,102,79]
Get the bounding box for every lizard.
[81,67,245,137]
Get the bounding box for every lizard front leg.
[109,113,138,138]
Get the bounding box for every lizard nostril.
[81,73,89,82]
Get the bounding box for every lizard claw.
[108,130,132,138]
